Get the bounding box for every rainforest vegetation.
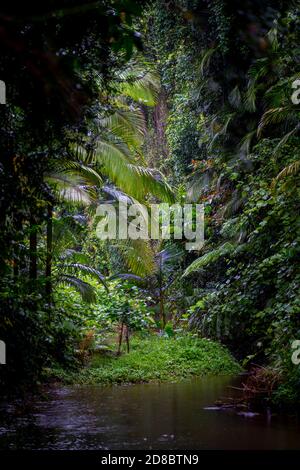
[0,0,299,409]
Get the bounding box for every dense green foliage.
[142,0,300,404]
[0,0,151,388]
[0,1,299,408]
[51,333,241,384]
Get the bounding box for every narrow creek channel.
[1,376,299,450]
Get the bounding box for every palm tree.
[112,244,184,327]
[44,60,175,299]
[50,213,108,303]
[68,61,173,204]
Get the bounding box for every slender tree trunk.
[160,290,166,328]
[117,322,124,355]
[158,258,166,328]
[159,273,166,328]
[29,214,37,280]
[125,326,130,353]
[45,204,53,303]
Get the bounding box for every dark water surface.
[0,376,300,450]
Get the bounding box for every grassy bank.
[52,334,242,385]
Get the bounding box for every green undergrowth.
[51,334,242,385]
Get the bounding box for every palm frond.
[245,58,269,112]
[100,106,146,149]
[117,69,160,106]
[267,24,279,51]
[46,172,97,204]
[116,239,156,277]
[109,273,145,283]
[272,160,300,187]
[271,124,300,156]
[102,185,133,204]
[264,74,300,108]
[199,48,215,77]
[208,113,235,150]
[94,141,174,202]
[52,215,85,255]
[239,130,257,155]
[59,249,90,263]
[96,134,134,163]
[228,86,242,110]
[58,275,96,303]
[182,242,235,277]
[62,160,103,186]
[61,263,108,291]
[257,106,296,137]
[155,245,184,274]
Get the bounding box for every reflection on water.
[0,376,299,449]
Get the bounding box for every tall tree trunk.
[125,326,130,353]
[159,288,166,328]
[45,204,53,303]
[29,214,37,280]
[117,322,124,355]
[158,259,166,328]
